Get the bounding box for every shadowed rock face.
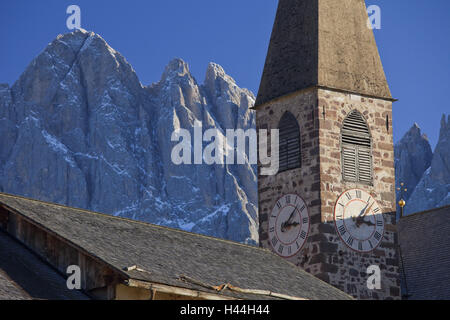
[394,123,433,203]
[406,115,450,215]
[0,29,258,244]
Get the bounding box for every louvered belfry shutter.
[342,111,373,184]
[278,112,301,172]
[342,145,357,182]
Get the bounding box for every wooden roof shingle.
[0,193,352,300]
[398,205,450,300]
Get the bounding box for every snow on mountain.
[0,29,258,244]
[405,115,450,214]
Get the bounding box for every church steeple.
[256,0,392,107]
[255,0,399,300]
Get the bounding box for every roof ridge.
[177,274,307,300]
[0,192,270,253]
[400,203,450,219]
[267,249,354,298]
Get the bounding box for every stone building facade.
[255,0,400,300]
[257,88,399,299]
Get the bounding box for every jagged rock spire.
[256,0,392,106]
[0,30,259,244]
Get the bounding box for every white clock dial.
[334,189,385,253]
[269,194,310,258]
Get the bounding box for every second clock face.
[269,194,310,258]
[334,189,385,253]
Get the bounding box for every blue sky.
[1,0,449,148]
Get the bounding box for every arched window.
[278,112,301,172]
[341,111,372,184]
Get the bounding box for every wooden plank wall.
[0,205,125,300]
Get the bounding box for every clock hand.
[281,208,296,232]
[357,218,375,227]
[355,201,375,228]
[362,220,376,227]
[362,202,375,217]
[283,221,300,232]
[358,202,370,218]
[287,208,296,223]
[356,215,376,228]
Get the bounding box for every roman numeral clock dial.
[334,189,385,253]
[269,194,310,258]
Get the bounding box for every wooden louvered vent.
[342,111,373,184]
[278,112,301,173]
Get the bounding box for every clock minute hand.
[358,202,370,218]
[362,202,375,217]
[281,208,296,232]
[356,202,376,228]
[287,208,296,223]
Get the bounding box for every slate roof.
[0,267,31,300]
[255,0,392,107]
[398,205,450,300]
[0,230,89,300]
[0,193,351,300]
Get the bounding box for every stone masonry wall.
[315,88,400,299]
[256,87,400,300]
[257,88,323,273]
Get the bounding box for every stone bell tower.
[255,0,400,299]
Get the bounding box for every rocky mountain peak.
[405,114,450,215]
[410,122,420,133]
[405,123,427,141]
[204,62,254,100]
[430,114,450,183]
[205,62,233,85]
[395,123,433,203]
[55,28,92,49]
[0,31,258,244]
[160,58,193,83]
[11,28,141,115]
[439,114,450,139]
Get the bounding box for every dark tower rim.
[252,85,397,110]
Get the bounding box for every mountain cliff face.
[405,115,450,214]
[0,29,258,243]
[394,124,433,204]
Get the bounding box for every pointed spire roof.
[255,0,392,107]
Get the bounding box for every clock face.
[334,189,385,253]
[269,194,310,258]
